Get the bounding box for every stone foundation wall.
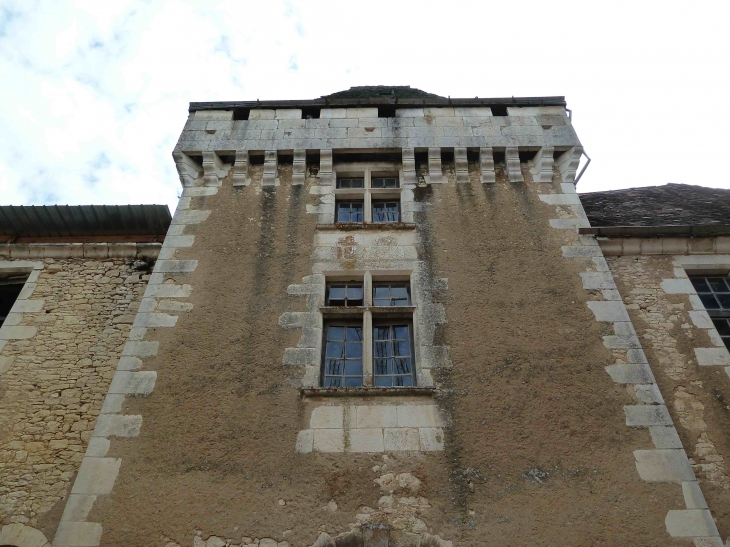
[0,257,150,535]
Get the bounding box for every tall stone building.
[2,86,730,547]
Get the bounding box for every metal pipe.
[574,150,591,185]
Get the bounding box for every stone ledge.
[0,243,161,260]
[301,387,436,398]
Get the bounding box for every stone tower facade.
[3,87,730,547]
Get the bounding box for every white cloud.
[1,0,729,212]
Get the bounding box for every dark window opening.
[519,150,537,163]
[233,108,250,120]
[336,178,364,189]
[0,275,27,327]
[322,323,364,387]
[378,106,396,118]
[553,149,567,160]
[278,154,293,165]
[373,322,414,387]
[491,105,508,116]
[372,201,400,223]
[466,150,480,163]
[326,283,364,307]
[336,201,364,223]
[440,149,454,164]
[492,151,506,165]
[373,283,410,306]
[301,107,321,119]
[371,177,399,189]
[333,152,402,163]
[249,153,265,165]
[219,155,236,164]
[690,275,730,350]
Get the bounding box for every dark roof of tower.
[580,184,730,227]
[320,86,444,100]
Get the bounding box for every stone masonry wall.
[608,254,730,534]
[0,258,149,537]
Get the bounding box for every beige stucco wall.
[0,257,150,536]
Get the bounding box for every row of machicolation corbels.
[172,146,584,188]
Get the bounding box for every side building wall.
[0,247,156,544]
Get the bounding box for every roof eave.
[188,96,567,112]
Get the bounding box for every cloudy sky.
[1,0,728,212]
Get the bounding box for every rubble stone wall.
[0,257,150,537]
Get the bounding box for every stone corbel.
[528,146,555,183]
[319,149,333,185]
[402,147,416,186]
[479,147,495,183]
[202,151,229,187]
[172,152,203,187]
[232,149,250,187]
[425,147,443,184]
[454,147,468,183]
[262,150,279,186]
[293,149,306,185]
[505,147,524,183]
[555,146,583,183]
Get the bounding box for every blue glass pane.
[325,377,342,387]
[394,342,410,356]
[374,286,390,298]
[325,359,344,375]
[327,326,345,340]
[718,294,730,309]
[374,359,390,375]
[374,342,390,358]
[393,376,413,387]
[353,212,364,222]
[347,327,363,341]
[326,342,344,358]
[347,286,363,300]
[394,326,409,339]
[346,343,362,358]
[394,358,411,374]
[374,376,393,387]
[374,327,390,340]
[329,286,346,300]
[338,211,350,222]
[345,359,363,375]
[345,376,363,387]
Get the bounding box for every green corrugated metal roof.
[0,205,171,238]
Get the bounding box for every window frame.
[373,282,411,307]
[332,162,403,225]
[321,320,366,388]
[0,273,29,327]
[372,319,416,387]
[371,200,401,223]
[689,274,730,350]
[335,200,365,224]
[326,282,364,307]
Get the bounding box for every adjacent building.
[2,87,730,547]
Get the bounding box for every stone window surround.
[0,260,43,355]
[321,270,420,389]
[333,161,405,226]
[663,256,730,371]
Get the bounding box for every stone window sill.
[316,223,415,231]
[320,306,416,316]
[300,387,435,398]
